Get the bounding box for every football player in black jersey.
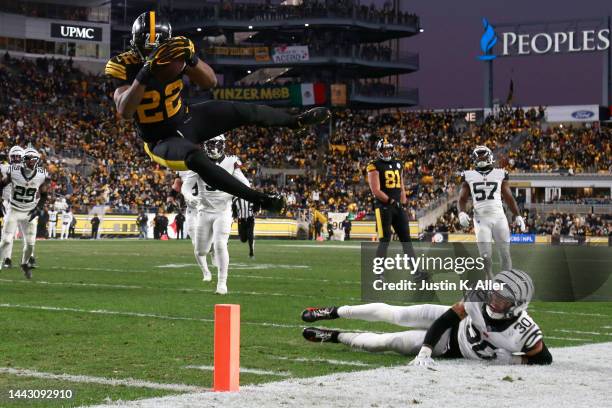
[105,12,330,213]
[366,138,412,257]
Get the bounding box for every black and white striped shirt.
[234,198,254,219]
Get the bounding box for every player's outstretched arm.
[501,180,526,231]
[409,302,466,366]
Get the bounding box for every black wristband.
[423,308,461,349]
[135,64,152,86]
[186,54,199,67]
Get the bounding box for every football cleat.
[28,256,36,269]
[301,306,339,323]
[259,194,286,214]
[296,107,331,129]
[203,271,212,282]
[215,283,228,295]
[302,327,340,343]
[3,258,12,268]
[21,263,32,279]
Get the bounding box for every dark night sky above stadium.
[376,0,612,109]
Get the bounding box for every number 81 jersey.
[461,168,508,217]
[8,164,48,212]
[366,158,403,207]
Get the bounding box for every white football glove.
[493,348,522,365]
[515,215,526,232]
[458,211,471,228]
[409,347,436,367]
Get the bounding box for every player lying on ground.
[458,146,526,278]
[0,148,48,278]
[106,12,330,213]
[302,269,552,366]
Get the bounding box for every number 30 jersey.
[7,165,48,212]
[366,158,403,207]
[457,301,543,361]
[461,168,508,217]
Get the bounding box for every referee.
[233,197,255,258]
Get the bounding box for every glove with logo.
[493,348,523,365]
[151,36,197,67]
[458,211,471,228]
[408,347,436,367]
[515,215,526,233]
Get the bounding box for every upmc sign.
[478,18,610,60]
[50,23,102,42]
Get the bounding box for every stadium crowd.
[1,54,610,233]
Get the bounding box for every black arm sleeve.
[526,342,553,365]
[35,190,48,211]
[423,308,461,349]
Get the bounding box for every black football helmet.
[130,11,172,59]
[376,138,394,162]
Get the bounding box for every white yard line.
[269,356,375,367]
[546,336,592,341]
[184,366,291,377]
[533,309,611,318]
[86,342,612,408]
[0,303,301,329]
[0,278,362,301]
[0,367,205,393]
[555,329,612,336]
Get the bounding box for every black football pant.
[145,101,298,203]
[374,205,414,259]
[238,216,255,256]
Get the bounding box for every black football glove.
[28,208,42,222]
[0,201,4,218]
[388,198,403,210]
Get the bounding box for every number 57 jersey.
[8,164,48,212]
[461,168,508,217]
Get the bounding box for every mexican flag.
[290,83,326,106]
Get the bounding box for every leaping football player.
[0,148,49,278]
[458,146,526,278]
[105,12,330,214]
[302,269,552,366]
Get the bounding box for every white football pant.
[49,220,57,238]
[185,206,207,276]
[60,222,70,239]
[0,208,37,269]
[474,213,511,279]
[194,209,232,290]
[336,303,452,356]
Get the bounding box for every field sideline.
[0,239,611,407]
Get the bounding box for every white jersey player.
[301,269,552,366]
[194,135,249,295]
[458,146,525,278]
[0,148,49,278]
[48,209,58,238]
[60,209,73,239]
[2,146,25,268]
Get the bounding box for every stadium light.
[419,28,424,33]
[248,25,253,29]
[305,23,309,27]
[197,27,202,32]
[247,70,252,74]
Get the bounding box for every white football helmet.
[486,269,534,320]
[9,146,24,164]
[204,135,226,160]
[22,147,41,170]
[472,145,494,171]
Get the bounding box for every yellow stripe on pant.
[144,143,188,171]
[374,208,384,239]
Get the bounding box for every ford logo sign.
[571,110,595,119]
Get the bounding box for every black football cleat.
[3,258,12,268]
[260,194,286,214]
[301,306,339,323]
[296,107,331,129]
[28,256,37,269]
[21,263,32,279]
[302,327,340,343]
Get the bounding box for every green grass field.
[0,239,611,407]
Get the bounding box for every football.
[151,58,186,82]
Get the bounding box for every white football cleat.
[215,283,228,295]
[202,271,212,282]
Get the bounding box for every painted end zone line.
[0,367,206,393]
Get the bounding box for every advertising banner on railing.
[272,45,310,63]
[545,105,600,122]
[510,234,536,243]
[205,46,270,61]
[212,86,292,104]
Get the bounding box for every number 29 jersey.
[366,158,403,207]
[458,301,543,361]
[105,50,185,144]
[461,168,508,217]
[7,165,48,212]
